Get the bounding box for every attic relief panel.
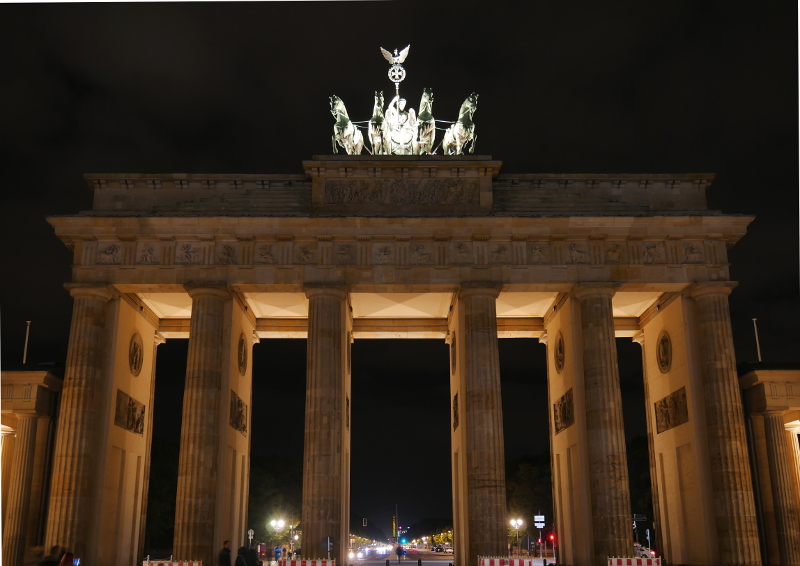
[324,178,479,205]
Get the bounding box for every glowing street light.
[510,519,524,557]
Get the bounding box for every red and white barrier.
[479,558,535,566]
[143,562,202,566]
[279,560,335,566]
[607,559,661,566]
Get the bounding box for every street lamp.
[509,519,524,557]
[270,519,286,556]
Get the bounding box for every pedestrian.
[235,546,248,566]
[274,545,282,562]
[245,543,260,566]
[40,545,62,566]
[395,545,403,563]
[219,540,232,566]
[282,546,288,560]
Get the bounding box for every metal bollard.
[418,560,422,566]
[543,559,546,566]
[386,560,391,566]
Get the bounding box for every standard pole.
[22,320,31,364]
[752,318,763,362]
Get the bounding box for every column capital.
[690,281,738,299]
[632,330,645,346]
[304,286,348,300]
[458,285,501,300]
[65,283,112,302]
[154,332,167,346]
[785,422,800,434]
[762,408,789,417]
[573,283,619,301]
[184,284,230,300]
[538,332,548,345]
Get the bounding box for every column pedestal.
[763,411,800,566]
[2,414,39,565]
[302,287,350,566]
[174,286,229,565]
[45,284,112,559]
[691,284,761,566]
[575,285,632,564]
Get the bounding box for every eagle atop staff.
[380,45,410,64]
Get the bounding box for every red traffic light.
[549,535,554,541]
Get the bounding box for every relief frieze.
[655,386,689,434]
[114,389,145,436]
[568,243,589,264]
[255,244,278,264]
[324,178,479,206]
[449,242,473,264]
[683,243,704,263]
[137,245,159,265]
[217,244,238,265]
[605,243,626,264]
[372,243,395,265]
[335,244,354,264]
[553,388,574,435]
[528,242,550,264]
[410,244,434,264]
[230,389,248,435]
[97,244,121,265]
[175,243,201,264]
[642,242,666,264]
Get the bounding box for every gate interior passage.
[41,155,766,566]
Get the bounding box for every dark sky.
[1,0,797,537]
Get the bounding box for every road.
[345,548,555,566]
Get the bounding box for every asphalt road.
[347,549,555,566]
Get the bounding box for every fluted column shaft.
[787,426,800,510]
[763,411,800,565]
[302,287,348,565]
[173,287,229,566]
[691,285,761,566]
[575,286,632,564]
[632,332,665,563]
[461,287,507,561]
[45,285,112,558]
[3,414,39,565]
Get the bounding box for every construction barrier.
[479,558,536,566]
[143,562,202,566]
[278,561,335,566]
[607,559,661,566]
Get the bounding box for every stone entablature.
[48,216,748,290]
[81,157,715,217]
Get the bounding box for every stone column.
[461,287,507,560]
[173,286,229,565]
[45,284,112,558]
[787,424,800,509]
[763,411,800,565]
[690,284,761,566]
[574,285,632,564]
[302,287,349,565]
[632,331,664,561]
[3,414,39,565]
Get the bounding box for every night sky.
[1,1,797,541]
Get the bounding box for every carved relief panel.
[553,388,574,434]
[114,389,145,435]
[527,242,550,265]
[654,386,689,434]
[230,390,248,435]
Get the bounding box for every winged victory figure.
[380,45,410,65]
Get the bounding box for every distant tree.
[506,450,553,530]
[248,453,302,543]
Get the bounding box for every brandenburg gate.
[33,151,800,566]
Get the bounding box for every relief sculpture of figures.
[330,95,363,155]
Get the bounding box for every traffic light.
[549,534,555,545]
